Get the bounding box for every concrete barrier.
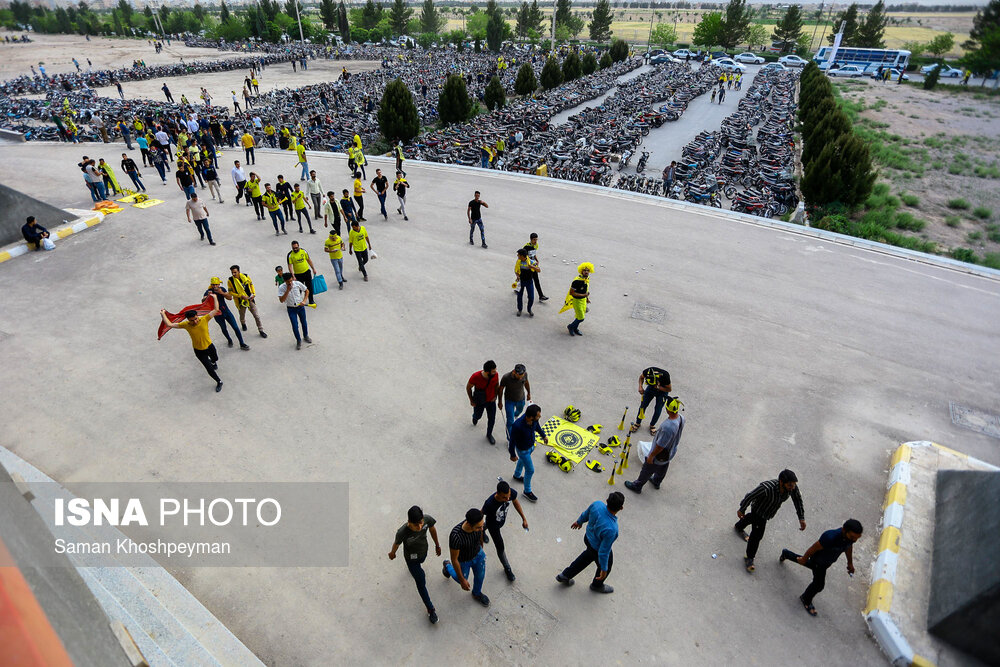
[0,183,70,246]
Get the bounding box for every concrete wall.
[928,469,1000,664]
[0,183,71,246]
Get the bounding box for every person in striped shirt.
[735,469,806,573]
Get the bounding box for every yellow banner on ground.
[536,416,599,463]
[132,199,164,209]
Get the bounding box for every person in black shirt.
[781,519,863,616]
[21,216,49,250]
[120,153,145,192]
[467,191,489,248]
[481,480,528,582]
[370,169,389,220]
[735,469,805,573]
[630,366,673,435]
[276,176,294,220]
[442,508,490,607]
[176,167,195,200]
[388,505,442,624]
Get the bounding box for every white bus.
[813,47,911,73]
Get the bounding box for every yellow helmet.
[210,277,222,285]
[564,405,581,422]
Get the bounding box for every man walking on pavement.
[624,397,684,494]
[498,363,532,444]
[227,265,268,338]
[162,83,174,103]
[523,233,548,301]
[467,191,489,248]
[467,360,500,444]
[204,277,251,350]
[277,272,311,350]
[556,492,624,594]
[630,366,672,435]
[159,306,224,392]
[734,469,805,573]
[662,161,676,197]
[185,193,215,245]
[371,168,389,220]
[389,505,442,624]
[482,480,529,582]
[306,170,324,219]
[231,160,248,206]
[508,404,546,503]
[442,508,491,608]
[287,240,317,305]
[781,519,863,617]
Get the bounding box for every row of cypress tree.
[798,62,875,211]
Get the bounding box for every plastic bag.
[41,236,56,251]
[312,274,328,295]
[370,251,378,260]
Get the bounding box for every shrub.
[582,52,598,75]
[540,56,563,90]
[984,254,1000,270]
[894,212,926,231]
[900,193,919,207]
[514,63,537,95]
[801,132,875,209]
[599,52,613,69]
[562,51,582,82]
[945,215,961,227]
[483,75,506,111]
[967,230,983,241]
[609,38,628,62]
[950,247,979,263]
[377,78,420,143]
[438,74,472,125]
[923,64,940,90]
[947,198,970,210]
[973,206,992,220]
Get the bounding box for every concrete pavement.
[1,139,998,666]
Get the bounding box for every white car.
[827,64,865,77]
[715,58,747,72]
[919,63,962,78]
[762,62,788,72]
[870,67,909,81]
[672,48,694,59]
[778,54,809,68]
[734,52,765,64]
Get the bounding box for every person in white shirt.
[184,193,215,245]
[91,113,108,143]
[305,170,323,218]
[231,160,248,206]
[186,117,199,134]
[277,272,311,350]
[154,128,172,162]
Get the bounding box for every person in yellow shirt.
[514,247,538,317]
[352,134,367,179]
[348,220,373,282]
[290,183,315,234]
[286,240,317,304]
[160,304,224,392]
[228,264,267,337]
[241,131,256,165]
[246,172,263,220]
[295,141,309,181]
[324,229,346,289]
[264,122,276,148]
[353,172,366,222]
[279,126,291,150]
[262,183,287,235]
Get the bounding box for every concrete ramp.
[0,183,72,246]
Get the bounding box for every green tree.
[801,132,874,209]
[745,23,768,49]
[320,0,337,29]
[514,61,537,94]
[582,52,598,74]
[438,74,472,124]
[692,11,725,47]
[528,0,545,34]
[609,37,629,61]
[926,32,954,57]
[922,63,941,89]
[901,40,926,57]
[961,26,1000,86]
[193,3,206,20]
[220,0,230,23]
[117,0,132,23]
[966,0,1000,50]
[359,0,382,29]
[516,2,532,38]
[772,4,802,53]
[285,0,302,20]
[484,75,506,110]
[855,0,888,48]
[600,52,613,69]
[486,9,504,51]
[420,0,443,33]
[338,0,351,41]
[562,51,582,80]
[555,0,584,37]
[650,24,678,48]
[827,3,859,46]
[388,0,412,36]
[540,56,563,89]
[379,78,420,141]
[719,0,753,49]
[589,0,613,42]
[802,108,850,168]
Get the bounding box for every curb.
[0,210,105,265]
[865,441,999,667]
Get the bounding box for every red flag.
[157,295,217,340]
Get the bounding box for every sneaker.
[309,230,316,234]
[296,341,301,350]
[528,311,534,317]
[779,551,789,564]
[275,232,281,236]
[428,609,438,624]
[303,336,312,343]
[472,593,490,607]
[555,573,574,586]
[512,475,524,482]
[574,330,584,336]
[522,491,538,502]
[241,323,248,332]
[469,240,475,245]
[481,243,488,249]
[363,276,369,282]
[623,480,641,494]
[404,216,409,220]
[744,557,755,572]
[735,524,748,541]
[590,583,614,594]
[397,207,401,214]
[472,417,479,426]
[442,560,450,579]
[209,241,216,246]
[339,283,344,290]
[259,331,268,338]
[650,481,660,490]
[540,295,550,301]
[505,568,516,582]
[517,311,522,317]
[227,341,234,348]
[240,344,250,351]
[487,435,496,445]
[215,382,223,392]
[567,325,575,335]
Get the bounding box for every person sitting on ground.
[21,216,50,250]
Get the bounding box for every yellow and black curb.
[0,210,104,265]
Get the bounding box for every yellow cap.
[210,277,221,285]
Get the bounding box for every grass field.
[442,9,974,57]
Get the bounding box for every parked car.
[734,52,765,64]
[650,53,678,64]
[870,67,909,81]
[714,58,747,72]
[778,54,809,68]
[826,64,866,77]
[919,63,963,78]
[761,62,788,72]
[672,48,694,59]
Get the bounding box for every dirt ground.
[836,78,1000,260]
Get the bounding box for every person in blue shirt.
[555,492,624,594]
[781,519,863,616]
[507,404,548,503]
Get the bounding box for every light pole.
[551,0,556,48]
[808,2,825,53]
[293,0,305,46]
